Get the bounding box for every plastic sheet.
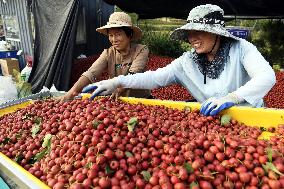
[0,177,10,189]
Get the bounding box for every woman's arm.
[234,40,276,106]
[82,50,108,83]
[82,55,185,99]
[61,50,108,100]
[62,76,91,100]
[118,57,182,90]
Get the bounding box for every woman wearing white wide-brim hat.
[61,12,151,101]
[82,4,276,116]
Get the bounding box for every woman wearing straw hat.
[61,12,151,101]
[82,4,276,116]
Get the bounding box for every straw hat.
[170,4,239,41]
[96,12,142,41]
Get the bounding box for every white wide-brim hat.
[170,4,240,41]
[96,12,142,41]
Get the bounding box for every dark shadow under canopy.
[103,0,284,19]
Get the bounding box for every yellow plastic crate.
[118,97,284,129]
[0,101,33,117]
[0,96,283,188]
[119,97,284,140]
[1,96,284,134]
[0,151,49,189]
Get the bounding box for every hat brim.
[170,22,240,42]
[96,24,142,41]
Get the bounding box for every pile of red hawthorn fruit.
[0,97,283,189]
[264,71,284,109]
[71,55,283,108]
[146,55,194,101]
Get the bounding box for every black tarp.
[103,0,284,19]
[29,0,80,92]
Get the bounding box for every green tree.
[251,20,284,68]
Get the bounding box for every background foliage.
[250,20,284,69]
[138,18,190,58]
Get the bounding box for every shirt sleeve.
[117,57,182,90]
[82,49,108,83]
[234,40,276,106]
[128,45,149,73]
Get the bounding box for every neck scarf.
[192,37,233,83]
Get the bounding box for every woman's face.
[187,31,217,54]
[108,28,131,53]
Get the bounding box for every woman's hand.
[82,78,120,100]
[200,93,243,116]
[110,87,126,101]
[57,91,78,102]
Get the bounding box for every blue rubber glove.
[82,78,120,100]
[200,93,243,116]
